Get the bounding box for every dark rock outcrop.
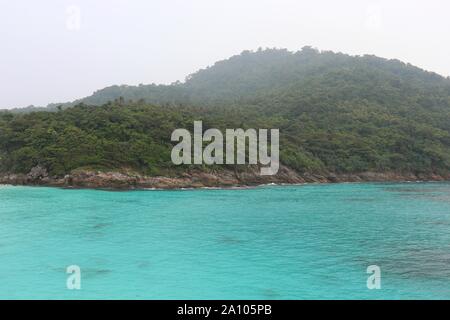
[27,166,49,182]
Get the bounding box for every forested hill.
[11,46,450,111]
[1,47,450,183]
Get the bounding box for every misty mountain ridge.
[8,46,450,112]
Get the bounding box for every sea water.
[1,182,450,299]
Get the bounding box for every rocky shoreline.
[1,165,449,190]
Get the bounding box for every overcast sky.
[1,0,450,109]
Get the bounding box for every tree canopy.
[2,48,450,177]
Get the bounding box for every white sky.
[1,0,450,109]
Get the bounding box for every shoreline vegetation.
[1,167,449,190]
[2,48,450,186]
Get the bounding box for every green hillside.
[2,47,450,179]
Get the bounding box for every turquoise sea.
[1,182,450,299]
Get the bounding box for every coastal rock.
[0,174,28,185]
[1,167,449,190]
[27,166,48,182]
[326,173,339,182]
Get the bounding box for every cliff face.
[1,166,449,190]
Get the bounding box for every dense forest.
[2,47,450,180]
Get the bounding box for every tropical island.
[1,47,450,189]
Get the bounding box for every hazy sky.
[1,0,450,109]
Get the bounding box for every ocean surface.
[1,182,450,299]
